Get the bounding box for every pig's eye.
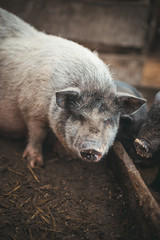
[103,119,113,126]
[71,114,85,123]
[78,114,86,123]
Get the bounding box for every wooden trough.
[109,141,160,240]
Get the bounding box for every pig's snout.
[74,139,104,162]
[134,138,151,158]
[80,149,103,162]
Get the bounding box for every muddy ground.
[0,136,142,240]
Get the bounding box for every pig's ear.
[117,92,147,115]
[56,88,80,109]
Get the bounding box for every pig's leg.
[23,120,47,168]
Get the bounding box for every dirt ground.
[0,136,142,240]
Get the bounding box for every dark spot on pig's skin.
[89,127,100,134]
[70,113,85,125]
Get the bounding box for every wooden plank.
[0,0,149,50]
[142,58,160,88]
[108,141,160,240]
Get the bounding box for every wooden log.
[109,141,160,240]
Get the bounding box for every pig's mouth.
[80,149,103,162]
[134,138,152,158]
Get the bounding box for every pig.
[0,8,146,168]
[116,80,148,144]
[115,80,148,162]
[134,91,160,190]
[134,91,160,159]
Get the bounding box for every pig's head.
[50,86,146,162]
[135,91,160,158]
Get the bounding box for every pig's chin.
[80,152,103,163]
[94,154,103,162]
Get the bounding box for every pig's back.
[0,7,115,120]
[0,7,113,94]
[0,8,37,41]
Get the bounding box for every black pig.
[116,80,148,150]
[134,91,160,190]
[135,91,160,158]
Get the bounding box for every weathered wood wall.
[0,0,160,88]
[0,0,150,52]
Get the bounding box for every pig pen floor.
[0,137,142,240]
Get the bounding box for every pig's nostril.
[80,149,102,162]
[134,138,150,158]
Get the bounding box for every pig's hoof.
[23,146,44,168]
